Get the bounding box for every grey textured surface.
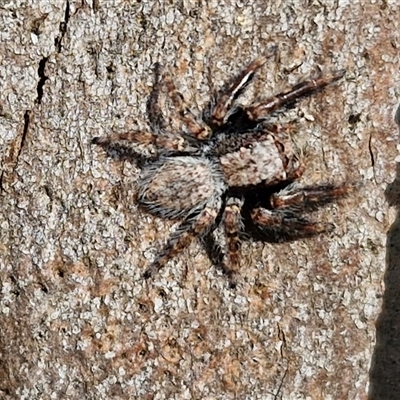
[0,1,398,399]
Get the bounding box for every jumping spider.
[93,48,352,287]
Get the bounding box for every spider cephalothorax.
[93,47,352,286]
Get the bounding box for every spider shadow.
[368,125,400,399]
[92,141,153,169]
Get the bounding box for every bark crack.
[14,110,31,165]
[36,57,49,104]
[55,0,70,53]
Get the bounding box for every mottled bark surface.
[0,1,398,399]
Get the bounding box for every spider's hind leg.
[91,131,160,163]
[251,207,332,241]
[221,197,244,286]
[146,62,192,150]
[147,62,167,133]
[271,182,353,210]
[200,198,244,288]
[201,232,236,286]
[143,198,222,279]
[251,182,354,241]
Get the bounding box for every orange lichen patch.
[112,340,155,377]
[90,275,119,297]
[336,246,363,277]
[220,353,242,393]
[187,325,209,358]
[68,261,90,277]
[159,337,183,364]
[45,255,70,280]
[249,281,275,304]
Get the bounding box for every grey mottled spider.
[93,48,352,287]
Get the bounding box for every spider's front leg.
[245,70,345,121]
[162,71,211,140]
[209,47,277,128]
[92,63,188,155]
[147,62,167,134]
[143,197,222,279]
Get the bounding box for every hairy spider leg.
[162,71,211,140]
[92,64,189,153]
[92,63,165,148]
[200,232,232,274]
[246,70,346,121]
[91,130,187,154]
[251,182,353,239]
[219,197,244,286]
[251,207,333,239]
[201,232,224,266]
[271,182,353,210]
[146,62,168,133]
[143,198,222,279]
[210,48,276,127]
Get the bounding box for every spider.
[93,47,352,287]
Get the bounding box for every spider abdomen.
[137,156,226,219]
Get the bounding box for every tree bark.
[0,1,397,399]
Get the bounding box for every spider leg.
[201,232,237,284]
[162,71,211,140]
[210,47,277,128]
[147,62,167,133]
[246,70,345,121]
[200,198,244,288]
[251,207,333,241]
[143,198,222,279]
[251,182,354,240]
[93,63,188,154]
[222,197,244,287]
[201,232,224,267]
[271,182,353,210]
